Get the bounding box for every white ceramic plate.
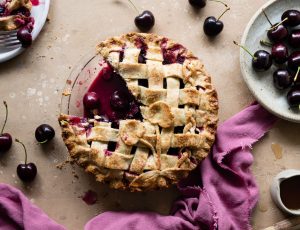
[240,0,300,123]
[0,0,50,63]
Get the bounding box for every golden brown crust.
[59,32,218,191]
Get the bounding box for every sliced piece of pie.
[59,32,218,192]
[0,0,33,31]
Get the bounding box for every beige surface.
[0,0,299,229]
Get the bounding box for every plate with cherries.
[0,0,50,63]
[238,0,300,123]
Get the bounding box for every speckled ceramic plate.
[240,0,300,123]
[0,0,50,63]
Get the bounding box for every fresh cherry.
[287,85,300,108]
[262,11,288,42]
[203,2,230,37]
[288,51,300,72]
[0,101,12,153]
[0,6,4,14]
[15,139,37,182]
[234,41,272,72]
[83,92,100,110]
[35,124,55,143]
[267,24,288,43]
[282,10,300,27]
[110,91,129,111]
[272,43,289,65]
[17,27,32,48]
[288,30,300,48]
[134,10,155,32]
[261,41,289,65]
[273,69,293,90]
[189,0,207,8]
[128,0,155,32]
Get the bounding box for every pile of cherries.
[0,101,55,183]
[236,9,300,109]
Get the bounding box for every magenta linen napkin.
[85,103,278,230]
[0,184,66,230]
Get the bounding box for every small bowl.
[270,169,300,215]
[240,0,300,123]
[60,52,105,116]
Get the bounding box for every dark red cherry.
[17,27,32,48]
[110,91,129,111]
[35,124,55,143]
[203,16,224,37]
[234,41,272,72]
[15,139,37,182]
[282,10,300,27]
[17,163,37,182]
[203,5,230,37]
[287,86,300,108]
[83,92,100,110]
[0,133,12,153]
[189,0,207,8]
[288,51,300,72]
[271,43,289,64]
[273,69,293,90]
[252,50,273,72]
[0,101,12,153]
[134,10,155,32]
[0,7,5,15]
[267,24,288,42]
[288,30,300,48]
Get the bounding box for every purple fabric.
[0,184,66,230]
[85,103,277,230]
[0,103,277,230]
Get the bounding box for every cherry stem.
[294,66,300,82]
[217,7,230,21]
[1,101,8,135]
[268,18,288,31]
[260,40,273,47]
[127,0,139,14]
[233,41,256,60]
[262,9,273,26]
[209,0,228,8]
[15,139,27,164]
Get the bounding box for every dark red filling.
[161,38,187,65]
[135,37,148,64]
[83,62,142,128]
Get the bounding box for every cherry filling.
[135,37,148,64]
[161,38,187,65]
[83,62,143,127]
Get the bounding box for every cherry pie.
[0,0,33,31]
[59,33,218,191]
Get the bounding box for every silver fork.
[0,30,21,50]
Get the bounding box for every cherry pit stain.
[271,143,283,160]
[81,190,97,205]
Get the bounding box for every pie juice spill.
[280,176,300,210]
[81,190,97,205]
[30,0,39,6]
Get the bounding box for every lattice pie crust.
[59,33,218,191]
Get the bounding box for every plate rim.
[0,0,51,63]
